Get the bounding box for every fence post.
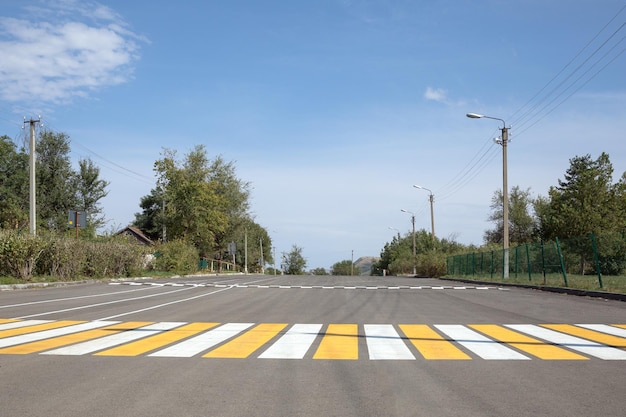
[540,240,547,285]
[555,237,568,287]
[490,250,494,279]
[589,233,603,289]
[514,245,519,278]
[525,243,532,281]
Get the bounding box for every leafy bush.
[2,232,149,281]
[153,240,199,275]
[417,250,447,277]
[0,231,45,280]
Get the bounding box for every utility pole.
[24,117,41,236]
[244,229,248,274]
[260,238,264,274]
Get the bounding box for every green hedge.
[0,232,149,281]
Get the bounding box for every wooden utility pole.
[24,118,41,235]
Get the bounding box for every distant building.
[354,256,379,275]
[116,226,153,246]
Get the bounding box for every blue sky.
[1,0,625,270]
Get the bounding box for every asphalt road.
[1,274,625,417]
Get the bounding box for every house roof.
[116,226,154,245]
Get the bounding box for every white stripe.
[0,319,52,331]
[435,325,529,360]
[259,324,322,359]
[506,324,626,360]
[0,321,119,348]
[576,324,626,338]
[365,324,415,360]
[41,322,184,355]
[149,323,254,357]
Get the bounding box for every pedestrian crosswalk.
[1,318,625,360]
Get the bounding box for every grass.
[448,272,626,294]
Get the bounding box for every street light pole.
[388,226,401,240]
[466,113,510,278]
[414,185,435,241]
[401,209,416,276]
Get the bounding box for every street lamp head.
[466,113,484,119]
[413,185,423,190]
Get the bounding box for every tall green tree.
[0,136,28,229]
[74,158,109,231]
[207,156,251,263]
[134,187,165,241]
[36,130,77,231]
[536,153,622,239]
[282,244,307,275]
[153,146,228,257]
[484,186,535,245]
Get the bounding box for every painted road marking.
[469,324,587,360]
[506,324,626,360]
[399,324,471,360]
[259,323,323,359]
[149,322,253,358]
[204,323,288,358]
[1,319,625,360]
[40,322,160,355]
[435,325,530,360]
[313,324,359,360]
[364,324,415,360]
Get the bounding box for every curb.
[440,277,626,302]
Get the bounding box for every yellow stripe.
[0,320,84,338]
[542,324,626,348]
[203,323,287,358]
[614,324,626,330]
[313,324,358,360]
[0,319,18,324]
[0,322,152,354]
[97,322,219,356]
[470,324,587,360]
[399,324,470,360]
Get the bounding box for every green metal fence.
[446,232,626,290]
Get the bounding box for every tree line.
[376,152,626,276]
[0,132,314,277]
[0,132,108,233]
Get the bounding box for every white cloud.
[0,1,145,104]
[424,86,448,102]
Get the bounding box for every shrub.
[417,250,447,278]
[0,231,46,280]
[153,240,199,275]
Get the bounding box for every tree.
[0,135,28,229]
[74,158,109,231]
[282,244,307,275]
[331,259,354,276]
[310,267,329,275]
[36,130,77,231]
[484,186,535,245]
[134,188,165,241]
[207,156,251,265]
[230,218,272,273]
[535,153,625,274]
[153,146,228,257]
[536,153,622,239]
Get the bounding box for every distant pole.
[351,250,354,276]
[244,229,248,274]
[25,118,40,236]
[260,238,264,274]
[401,209,417,276]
